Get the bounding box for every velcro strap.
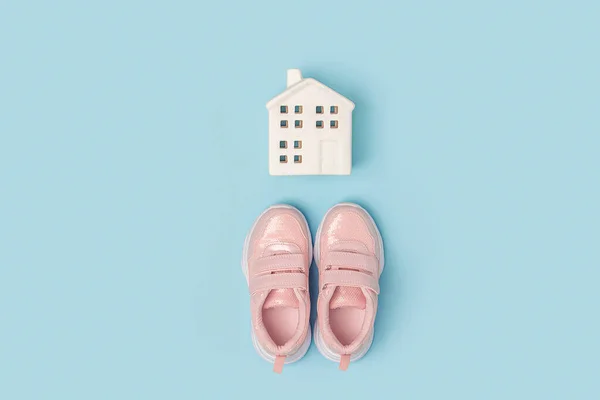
[249,253,306,275]
[322,251,379,275]
[249,272,307,294]
[320,269,380,294]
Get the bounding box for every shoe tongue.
[262,245,300,310]
[264,288,299,309]
[330,286,366,310]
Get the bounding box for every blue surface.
[1,1,599,399]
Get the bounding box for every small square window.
[280,105,288,114]
[294,155,302,163]
[279,155,288,163]
[279,141,287,149]
[330,120,338,128]
[294,140,302,149]
[295,105,303,114]
[295,120,303,128]
[280,120,288,128]
[316,106,324,114]
[316,120,324,128]
[330,106,338,114]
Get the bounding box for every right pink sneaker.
[242,205,312,373]
[314,203,384,370]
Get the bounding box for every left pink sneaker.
[314,203,384,370]
[242,205,312,373]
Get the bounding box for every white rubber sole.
[241,204,312,364]
[313,202,385,363]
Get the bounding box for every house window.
[280,155,288,163]
[316,120,324,128]
[294,155,302,163]
[316,106,324,114]
[330,120,338,128]
[295,120,303,128]
[280,105,288,114]
[280,120,288,128]
[294,140,302,149]
[330,106,338,114]
[279,141,287,149]
[295,105,303,114]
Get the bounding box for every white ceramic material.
[266,69,354,176]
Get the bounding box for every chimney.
[286,69,303,88]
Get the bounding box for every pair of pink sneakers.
[242,203,384,373]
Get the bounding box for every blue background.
[1,1,599,399]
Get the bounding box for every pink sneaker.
[314,203,384,370]
[242,205,312,373]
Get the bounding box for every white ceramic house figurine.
[266,69,355,175]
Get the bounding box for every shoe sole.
[313,202,385,363]
[241,204,312,365]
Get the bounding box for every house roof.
[266,78,355,111]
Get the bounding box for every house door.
[320,141,337,174]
